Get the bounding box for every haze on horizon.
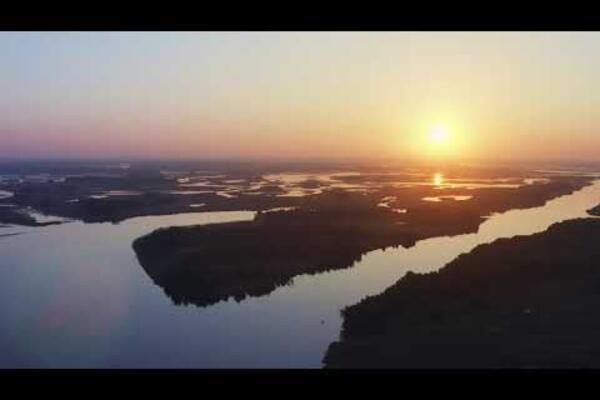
[1,32,599,163]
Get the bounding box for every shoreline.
[132,176,592,308]
[324,215,600,368]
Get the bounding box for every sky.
[1,32,599,163]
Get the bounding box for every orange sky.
[2,32,599,162]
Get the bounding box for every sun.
[429,123,451,145]
[408,120,462,161]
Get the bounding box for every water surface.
[0,181,599,367]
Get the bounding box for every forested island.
[133,176,591,307]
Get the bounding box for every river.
[0,181,599,367]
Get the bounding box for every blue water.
[0,181,599,368]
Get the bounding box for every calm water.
[0,181,599,368]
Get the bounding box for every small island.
[588,204,600,216]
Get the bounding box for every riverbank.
[324,216,600,368]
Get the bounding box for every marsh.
[1,160,599,367]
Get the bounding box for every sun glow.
[411,121,464,161]
[398,116,469,162]
[429,123,451,145]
